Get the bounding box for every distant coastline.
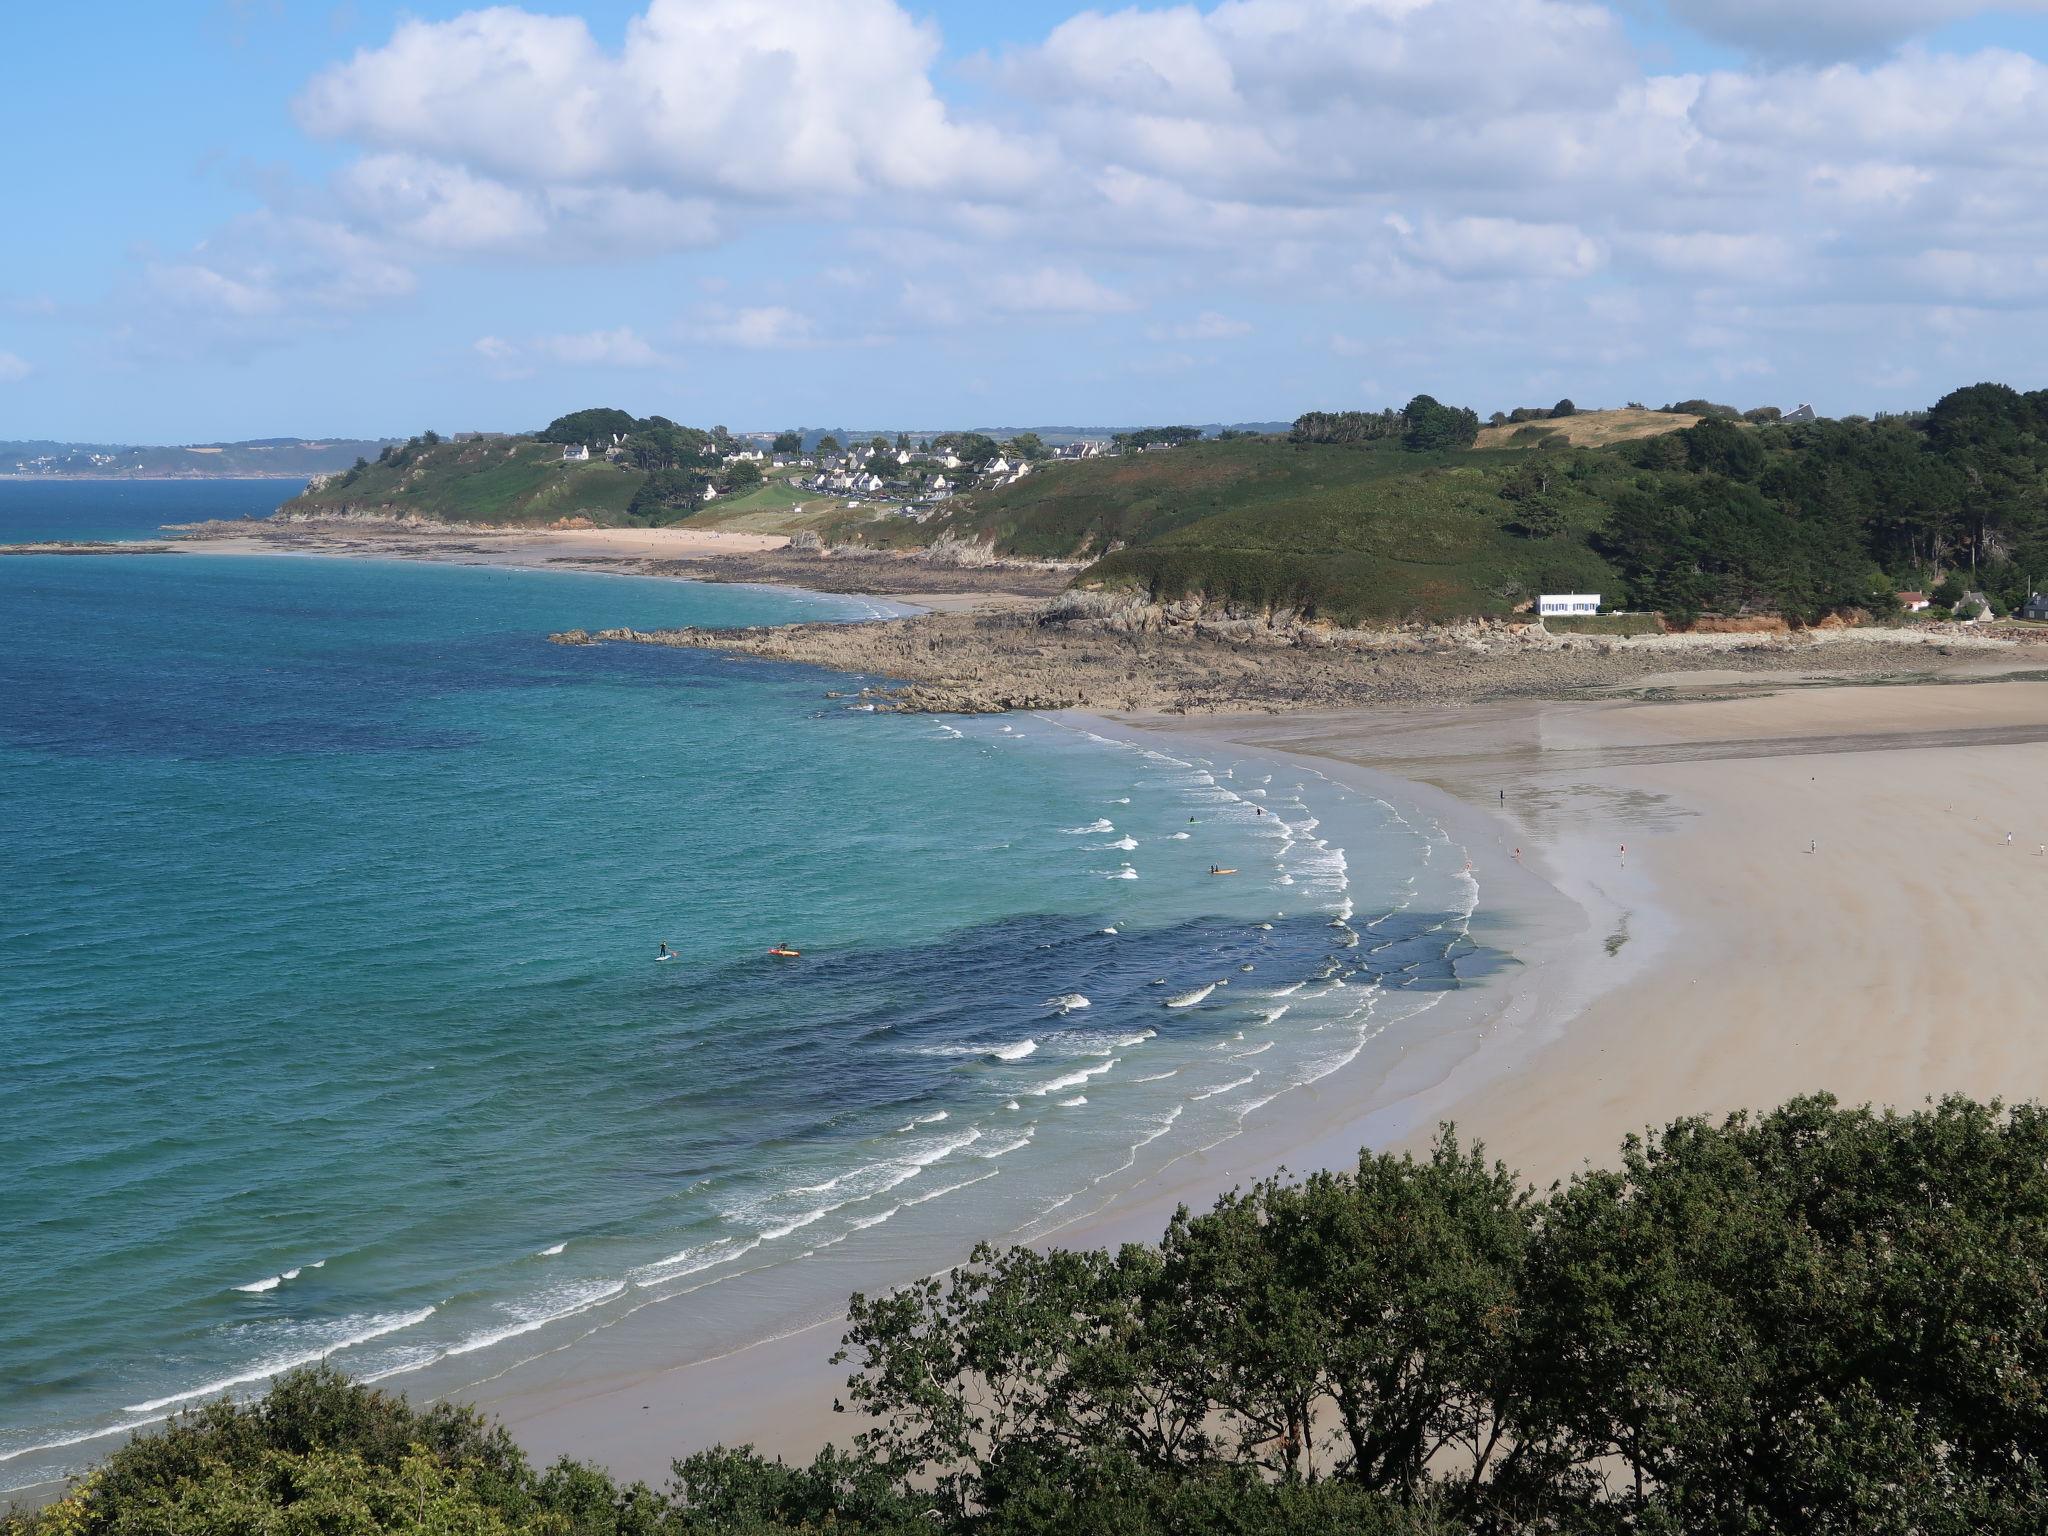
[0,472,313,482]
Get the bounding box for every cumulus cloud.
[693,306,818,349]
[534,327,666,367]
[298,0,1043,209]
[94,0,2048,393]
[136,211,416,351]
[0,350,30,383]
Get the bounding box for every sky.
[7,0,2048,442]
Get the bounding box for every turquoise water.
[0,485,1488,1490]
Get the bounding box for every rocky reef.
[549,594,2012,715]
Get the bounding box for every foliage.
[630,469,713,521]
[17,1098,2048,1535]
[4,1367,668,1536]
[932,432,1000,465]
[1112,426,1203,450]
[770,431,802,455]
[1550,399,1576,417]
[539,408,639,447]
[1661,398,1741,420]
[1003,433,1048,461]
[716,460,764,494]
[1290,410,1402,445]
[1400,395,1480,452]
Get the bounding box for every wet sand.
[462,671,2048,1487]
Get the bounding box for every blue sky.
[6,0,2048,442]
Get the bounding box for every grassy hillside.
[281,438,644,524]
[932,438,1619,623]
[1472,406,1697,452]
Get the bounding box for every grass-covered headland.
[13,1094,2046,1534]
[279,385,2048,629]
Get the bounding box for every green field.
[282,439,645,525]
[929,439,1621,623]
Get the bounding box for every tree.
[420,429,442,446]
[539,407,637,446]
[817,434,842,455]
[628,468,712,520]
[623,422,712,472]
[1743,406,1783,424]
[772,430,803,455]
[1551,399,1576,417]
[895,431,910,452]
[934,431,1000,464]
[1400,395,1480,452]
[1114,426,1204,451]
[717,460,764,494]
[1006,432,1048,460]
[1681,417,1765,480]
[1291,411,1401,445]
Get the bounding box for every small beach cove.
[12,482,2048,1502]
[2,484,1549,1501]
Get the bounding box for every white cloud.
[298,0,1044,210]
[694,306,818,349]
[92,0,2048,397]
[1393,215,1605,281]
[471,327,668,378]
[984,266,1134,315]
[534,327,666,367]
[0,350,30,383]
[1147,310,1252,341]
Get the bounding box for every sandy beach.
[445,662,2048,1488]
[12,529,2047,1499]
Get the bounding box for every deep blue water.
[0,477,291,542]
[0,485,1485,1489]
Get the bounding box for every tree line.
[13,1094,2044,1535]
[1291,396,1481,452]
[1593,383,2048,620]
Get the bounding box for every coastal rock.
[548,630,594,646]
[550,604,2030,716]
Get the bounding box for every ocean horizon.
[1,482,1490,1492]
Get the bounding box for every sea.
[0,480,1489,1491]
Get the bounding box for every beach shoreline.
[418,670,2048,1490]
[415,704,1617,1489]
[12,533,2048,1507]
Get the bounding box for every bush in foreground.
[10,1095,2047,1535]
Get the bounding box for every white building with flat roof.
[1539,593,1601,616]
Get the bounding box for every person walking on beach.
[1809,839,1818,855]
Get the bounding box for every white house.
[1538,594,1601,617]
[1897,591,1930,612]
[983,455,1012,477]
[930,475,950,493]
[561,443,590,462]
